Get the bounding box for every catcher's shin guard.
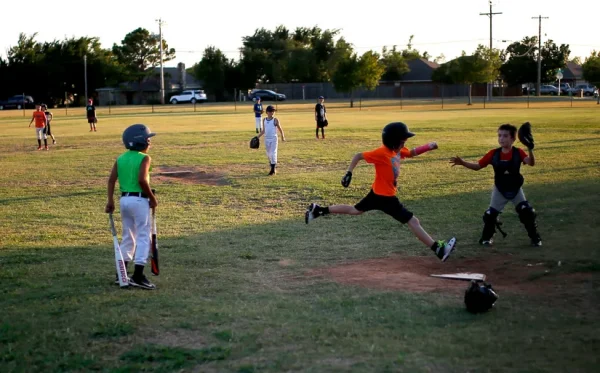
[516,201,541,245]
[479,208,501,244]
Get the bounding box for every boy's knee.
[408,216,419,225]
[351,207,363,215]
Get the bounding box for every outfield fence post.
[234,89,237,112]
[527,92,530,108]
[483,94,486,109]
[359,90,362,111]
[571,93,573,107]
[152,104,154,114]
[194,101,196,112]
[441,85,444,110]
[400,85,403,110]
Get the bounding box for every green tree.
[112,27,176,91]
[582,51,600,104]
[380,46,410,81]
[332,51,384,107]
[402,35,430,60]
[192,46,236,101]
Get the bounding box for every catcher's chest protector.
[492,147,524,199]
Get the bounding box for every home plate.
[430,273,486,281]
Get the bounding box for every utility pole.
[84,54,88,102]
[480,1,501,102]
[156,18,165,105]
[532,15,549,97]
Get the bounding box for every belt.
[121,192,149,198]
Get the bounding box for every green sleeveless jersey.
[117,151,149,192]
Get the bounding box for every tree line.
[1,25,599,105]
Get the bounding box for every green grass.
[0,103,599,372]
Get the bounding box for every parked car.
[0,95,35,110]
[569,84,598,97]
[557,82,571,95]
[529,85,559,95]
[169,90,207,104]
[248,89,286,101]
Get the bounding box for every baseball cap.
[318,96,324,99]
[256,96,261,100]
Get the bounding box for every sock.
[430,241,440,252]
[37,139,41,147]
[318,206,330,216]
[133,264,144,278]
[316,128,319,137]
[321,128,325,137]
[44,139,47,146]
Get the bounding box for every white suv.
[170,90,207,104]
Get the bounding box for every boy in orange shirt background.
[305,122,456,262]
[28,104,48,150]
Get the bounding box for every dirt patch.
[153,166,229,186]
[307,255,592,295]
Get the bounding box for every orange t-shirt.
[362,146,411,196]
[32,111,46,128]
[478,147,527,168]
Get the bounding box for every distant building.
[96,63,203,105]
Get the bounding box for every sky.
[1,0,599,68]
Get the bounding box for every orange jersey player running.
[28,104,48,150]
[305,122,457,262]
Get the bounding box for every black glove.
[464,280,499,313]
[518,122,534,149]
[341,171,352,188]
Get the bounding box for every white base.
[430,273,486,281]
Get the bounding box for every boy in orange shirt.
[305,122,456,262]
[450,123,541,246]
[28,104,48,150]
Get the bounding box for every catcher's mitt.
[250,136,260,149]
[518,122,534,149]
[323,119,329,127]
[464,280,499,314]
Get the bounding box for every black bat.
[151,208,159,276]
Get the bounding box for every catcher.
[305,122,456,262]
[450,123,542,247]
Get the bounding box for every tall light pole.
[532,15,549,97]
[156,18,165,105]
[480,1,501,102]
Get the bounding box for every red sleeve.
[478,149,496,168]
[519,148,528,163]
[399,147,411,159]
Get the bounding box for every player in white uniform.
[256,105,286,175]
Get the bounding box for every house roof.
[401,58,440,81]
[562,61,583,80]
[99,64,203,92]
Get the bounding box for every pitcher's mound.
[154,166,229,186]
[307,255,590,295]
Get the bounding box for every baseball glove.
[464,280,499,314]
[250,136,260,149]
[518,122,534,149]
[341,171,352,188]
[323,119,329,127]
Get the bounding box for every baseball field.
[0,101,599,372]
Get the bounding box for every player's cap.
[318,96,324,99]
[255,96,261,100]
[266,105,276,112]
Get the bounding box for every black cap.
[266,105,276,112]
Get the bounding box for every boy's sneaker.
[531,236,542,247]
[435,237,456,262]
[52,140,56,145]
[305,203,320,224]
[44,146,49,150]
[128,274,156,290]
[479,239,493,246]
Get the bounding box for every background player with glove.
[305,122,456,262]
[449,123,542,246]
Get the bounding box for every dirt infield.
[307,255,591,295]
[153,166,229,186]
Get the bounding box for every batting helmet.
[122,124,156,151]
[382,122,415,150]
[464,280,499,313]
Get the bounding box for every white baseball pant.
[255,117,262,131]
[119,196,151,265]
[36,127,47,140]
[265,138,278,164]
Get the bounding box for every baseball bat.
[109,213,129,287]
[150,208,159,276]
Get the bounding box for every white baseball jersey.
[263,117,278,140]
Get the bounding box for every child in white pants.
[256,105,286,175]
